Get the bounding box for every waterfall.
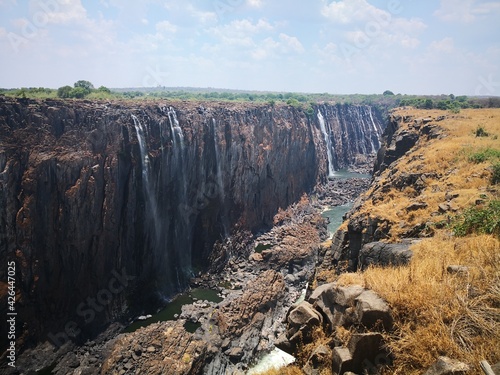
[212,119,225,199]
[167,106,184,148]
[131,115,161,242]
[317,110,335,177]
[212,118,229,237]
[368,107,380,152]
[166,107,191,284]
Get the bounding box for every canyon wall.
[0,97,384,348]
[319,112,444,273]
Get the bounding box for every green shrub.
[492,163,500,184]
[286,98,301,107]
[452,200,500,237]
[468,148,500,163]
[475,126,489,137]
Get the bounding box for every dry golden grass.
[352,108,500,240]
[253,366,304,375]
[362,233,500,374]
[305,109,500,374]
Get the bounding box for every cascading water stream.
[167,107,187,196]
[317,110,335,177]
[167,107,185,148]
[131,115,161,241]
[212,118,229,237]
[368,107,380,153]
[166,107,192,284]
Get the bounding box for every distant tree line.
[57,81,111,99]
[1,85,499,112]
[397,94,484,113]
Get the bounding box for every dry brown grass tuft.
[252,366,304,375]
[360,233,500,374]
[335,271,366,287]
[295,327,332,365]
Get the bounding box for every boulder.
[332,333,387,375]
[308,283,364,331]
[226,347,244,363]
[248,252,263,262]
[332,347,354,374]
[286,301,322,344]
[407,202,428,211]
[348,332,386,372]
[424,356,470,375]
[354,290,393,331]
[358,242,413,270]
[438,203,450,212]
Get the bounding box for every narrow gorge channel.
[0,97,385,374]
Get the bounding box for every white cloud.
[186,4,217,25]
[251,38,278,60]
[247,0,264,7]
[208,19,273,39]
[391,18,427,34]
[321,0,390,24]
[250,33,304,60]
[434,0,500,23]
[156,20,177,34]
[429,37,455,53]
[321,0,426,55]
[279,33,305,53]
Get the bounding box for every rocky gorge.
[0,97,385,373]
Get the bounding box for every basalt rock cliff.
[0,97,384,354]
[318,111,446,273]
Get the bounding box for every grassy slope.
[338,108,499,374]
[261,108,500,374]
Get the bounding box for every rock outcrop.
[278,282,392,374]
[319,112,444,273]
[358,241,413,270]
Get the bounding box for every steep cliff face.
[318,103,384,175]
[319,112,445,272]
[0,97,384,348]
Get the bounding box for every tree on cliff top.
[57,81,113,99]
[57,85,73,98]
[74,80,94,91]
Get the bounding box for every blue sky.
[1,0,499,95]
